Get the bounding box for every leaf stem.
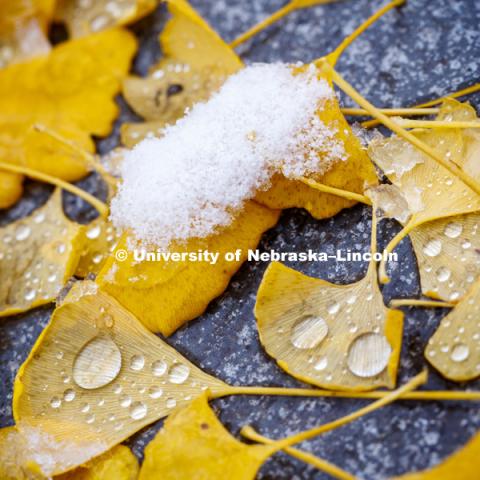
[362,83,480,128]
[264,371,427,452]
[378,218,417,284]
[416,83,480,108]
[319,61,480,197]
[0,161,108,218]
[211,385,480,401]
[299,177,372,205]
[242,428,356,480]
[329,0,404,64]
[230,3,295,48]
[390,299,456,308]
[342,107,439,117]
[394,119,480,129]
[33,124,117,188]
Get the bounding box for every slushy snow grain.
[111,63,346,247]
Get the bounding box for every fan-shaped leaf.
[0,190,84,317]
[55,0,156,37]
[13,283,227,475]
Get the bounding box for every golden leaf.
[0,189,84,317]
[368,100,480,296]
[255,261,403,390]
[75,219,122,279]
[409,213,480,302]
[255,96,378,220]
[0,28,137,208]
[424,278,480,382]
[97,201,280,335]
[121,0,243,146]
[138,393,274,480]
[393,431,480,479]
[0,426,138,480]
[368,123,480,283]
[55,0,156,37]
[13,283,227,476]
[254,206,403,391]
[75,183,121,279]
[139,373,427,480]
[0,0,54,68]
[56,444,139,480]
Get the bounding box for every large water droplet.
[347,333,392,378]
[436,267,451,283]
[152,360,167,377]
[86,225,101,240]
[73,336,122,389]
[423,239,442,257]
[444,222,463,238]
[314,357,328,371]
[451,343,469,362]
[130,402,147,420]
[119,395,132,408]
[168,364,190,384]
[15,225,31,241]
[148,386,163,399]
[327,302,340,315]
[290,315,328,349]
[130,354,145,371]
[63,389,76,402]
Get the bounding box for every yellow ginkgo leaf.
[55,0,156,37]
[56,444,139,480]
[0,189,84,317]
[409,213,480,302]
[255,261,403,391]
[367,100,480,294]
[424,278,480,382]
[140,372,427,480]
[121,0,243,146]
[75,182,121,279]
[97,201,280,335]
[0,426,138,480]
[393,430,480,479]
[0,28,137,209]
[0,0,54,68]
[138,392,275,480]
[255,95,378,220]
[368,130,480,283]
[13,282,228,476]
[75,219,122,279]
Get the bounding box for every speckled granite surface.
[1,1,480,478]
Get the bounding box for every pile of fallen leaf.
[1,0,480,479]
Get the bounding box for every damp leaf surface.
[75,184,121,278]
[97,201,280,335]
[0,0,54,68]
[13,283,227,475]
[370,100,480,297]
[0,28,137,208]
[425,278,480,382]
[55,0,156,37]
[0,189,84,317]
[0,426,138,480]
[138,392,274,480]
[255,261,403,390]
[409,213,480,302]
[121,0,243,146]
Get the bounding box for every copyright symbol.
[115,249,128,262]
